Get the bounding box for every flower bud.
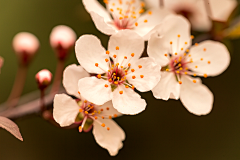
[35,69,52,90]
[13,32,40,65]
[50,25,77,60]
[0,57,4,73]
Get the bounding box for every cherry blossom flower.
[82,0,172,40]
[147,15,230,115]
[76,30,161,115]
[144,0,237,31]
[53,64,125,156]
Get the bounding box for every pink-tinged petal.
[152,71,180,100]
[78,77,112,105]
[209,0,237,22]
[126,57,161,92]
[82,0,112,22]
[93,119,125,156]
[187,40,230,76]
[0,116,23,141]
[180,75,213,116]
[75,35,109,74]
[99,101,122,117]
[145,0,159,8]
[134,8,173,40]
[112,84,146,115]
[108,30,144,66]
[53,94,79,127]
[63,64,90,98]
[89,11,117,35]
[147,15,191,66]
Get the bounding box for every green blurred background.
[0,0,240,159]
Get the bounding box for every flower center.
[104,0,151,30]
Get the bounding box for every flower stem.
[40,89,45,112]
[50,59,65,95]
[7,65,28,108]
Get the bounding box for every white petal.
[187,40,230,76]
[126,57,161,92]
[152,71,180,100]
[53,94,79,127]
[0,116,23,141]
[134,8,173,40]
[108,30,144,66]
[112,84,146,115]
[78,77,112,105]
[82,0,112,22]
[99,101,122,117]
[209,0,237,22]
[63,64,90,98]
[145,0,160,8]
[147,15,191,66]
[180,75,213,116]
[93,119,125,156]
[75,35,109,74]
[89,11,117,35]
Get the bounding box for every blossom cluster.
[51,0,233,156]
[0,0,236,157]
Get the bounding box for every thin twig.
[50,60,65,95]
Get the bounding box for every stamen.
[144,19,148,23]
[148,11,152,15]
[138,65,142,68]
[131,69,135,72]
[131,53,135,57]
[204,74,208,78]
[193,80,196,83]
[95,63,98,67]
[107,127,110,130]
[135,22,138,26]
[140,75,144,78]
[179,81,182,84]
[101,123,105,127]
[116,46,119,50]
[106,50,110,55]
[105,59,109,62]
[114,114,118,118]
[208,61,211,64]
[97,74,101,78]
[105,84,108,87]
[113,55,117,58]
[132,76,136,79]
[79,109,83,112]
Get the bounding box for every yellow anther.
[138,65,142,69]
[179,67,183,70]
[132,86,135,89]
[181,48,183,50]
[144,19,148,23]
[148,11,152,15]
[106,50,110,54]
[184,72,188,75]
[116,63,119,66]
[193,80,196,83]
[185,42,188,44]
[124,56,127,59]
[119,91,123,94]
[110,8,114,12]
[121,66,123,68]
[176,71,180,74]
[184,53,187,56]
[188,54,191,57]
[114,81,118,85]
[116,46,119,50]
[178,64,182,67]
[178,34,180,37]
[97,74,101,78]
[101,123,105,127]
[166,69,169,71]
[95,63,98,67]
[85,111,88,114]
[186,49,189,52]
[193,73,197,76]
[79,109,83,112]
[125,85,129,88]
[195,66,198,68]
[201,58,203,61]
[140,75,144,78]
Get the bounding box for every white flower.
[53,64,125,156]
[147,15,230,115]
[82,0,172,40]
[144,0,237,31]
[76,30,161,115]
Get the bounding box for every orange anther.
[109,116,112,119]
[106,50,110,54]
[164,54,167,56]
[116,46,119,50]
[166,69,169,71]
[140,75,144,78]
[119,17,123,20]
[107,127,110,130]
[135,22,138,26]
[97,74,101,78]
[184,72,187,75]
[105,84,108,88]
[119,91,123,94]
[178,34,180,37]
[193,73,197,76]
[191,35,194,39]
[138,65,142,69]
[114,81,118,85]
[78,91,80,94]
[201,58,203,61]
[195,43,198,46]
[85,111,88,114]
[79,126,82,132]
[144,19,148,23]
[114,114,118,118]
[131,69,135,72]
[101,109,103,111]
[179,81,182,84]
[193,80,196,83]
[132,86,135,89]
[105,59,109,62]
[204,74,208,78]
[106,107,109,110]
[185,42,188,44]
[101,123,105,127]
[186,49,189,52]
[195,66,198,68]
[170,41,172,45]
[108,79,112,82]
[148,11,152,15]
[131,53,135,57]
[84,100,87,103]
[79,109,83,112]
[113,55,117,58]
[110,8,114,12]
[94,116,98,120]
[128,63,131,67]
[204,48,206,51]
[132,76,136,79]
[208,61,211,64]
[124,56,127,59]
[125,85,129,88]
[95,63,98,67]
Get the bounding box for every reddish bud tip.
[35,69,52,90]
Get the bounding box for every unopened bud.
[50,25,76,60]
[0,57,4,73]
[13,32,39,65]
[35,69,52,90]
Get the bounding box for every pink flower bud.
[13,32,40,65]
[35,69,52,90]
[50,25,77,60]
